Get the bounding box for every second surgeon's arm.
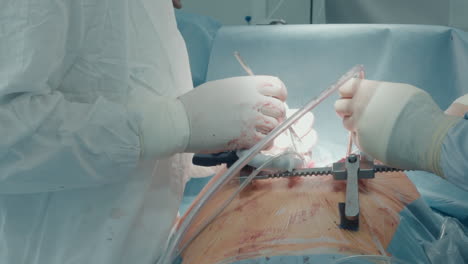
[0,1,186,193]
[0,1,286,193]
[334,79,468,189]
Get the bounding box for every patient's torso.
[180,170,420,264]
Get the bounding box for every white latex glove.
[334,78,461,176]
[445,94,468,117]
[179,76,287,153]
[237,108,317,171]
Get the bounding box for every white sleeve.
[0,1,145,193]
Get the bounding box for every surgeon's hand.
[445,94,468,117]
[334,78,461,176]
[179,76,287,154]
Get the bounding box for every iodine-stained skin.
[179,169,420,264]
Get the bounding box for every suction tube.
[159,65,365,264]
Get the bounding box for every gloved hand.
[445,94,468,117]
[334,78,461,176]
[179,76,287,154]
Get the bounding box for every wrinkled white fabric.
[0,0,192,263]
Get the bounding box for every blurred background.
[182,0,468,31]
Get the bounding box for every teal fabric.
[176,11,221,87]
[440,119,468,192]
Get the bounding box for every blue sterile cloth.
[175,10,222,87]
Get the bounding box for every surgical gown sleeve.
[0,1,183,193]
[441,117,468,191]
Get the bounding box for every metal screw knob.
[348,154,358,163]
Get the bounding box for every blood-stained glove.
[334,78,461,176]
[179,76,287,154]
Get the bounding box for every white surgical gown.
[0,0,193,263]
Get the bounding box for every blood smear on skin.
[180,169,420,264]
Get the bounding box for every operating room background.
[176,2,468,226]
[182,0,311,25]
[182,0,468,31]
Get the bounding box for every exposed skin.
[178,168,420,264]
[173,0,182,9]
[445,102,468,117]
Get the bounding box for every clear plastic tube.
[178,150,302,254]
[159,65,365,264]
[235,51,304,166]
[333,255,412,264]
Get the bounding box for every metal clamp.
[333,154,375,231]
